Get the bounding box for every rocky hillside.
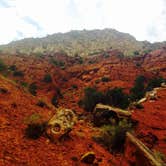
[0,46,165,165]
[1,29,166,57]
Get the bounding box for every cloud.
[0,0,13,8]
[22,16,43,31]
[0,0,166,44]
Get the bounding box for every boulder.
[46,108,77,141]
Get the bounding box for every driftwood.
[94,104,131,118]
[126,132,164,166]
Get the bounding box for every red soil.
[0,48,165,165]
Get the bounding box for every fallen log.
[94,104,131,117]
[126,132,164,166]
[93,104,132,126]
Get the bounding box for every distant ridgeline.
[0,29,166,57]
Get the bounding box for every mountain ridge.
[1,28,166,57]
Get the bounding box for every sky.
[0,0,166,44]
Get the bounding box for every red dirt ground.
[0,48,165,165]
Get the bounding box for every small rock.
[81,152,95,164]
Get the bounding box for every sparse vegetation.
[72,84,78,89]
[104,88,130,109]
[94,119,132,152]
[43,74,52,83]
[146,77,165,91]
[80,87,130,111]
[13,70,24,77]
[9,65,17,71]
[130,75,146,101]
[101,77,110,82]
[0,59,7,72]
[25,122,46,139]
[20,81,28,87]
[80,87,104,112]
[37,100,47,108]
[51,59,65,67]
[29,83,37,96]
[133,50,139,55]
[51,95,58,107]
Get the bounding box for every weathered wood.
[126,132,164,166]
[95,104,132,118]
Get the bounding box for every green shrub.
[51,95,58,107]
[80,87,104,112]
[95,79,100,84]
[9,65,17,71]
[43,74,52,83]
[0,59,7,72]
[94,119,132,152]
[20,81,28,87]
[80,87,130,111]
[104,88,130,109]
[133,51,139,55]
[37,100,47,108]
[51,59,65,67]
[24,113,41,124]
[13,70,24,77]
[25,122,46,139]
[130,75,146,101]
[146,77,165,91]
[101,77,110,82]
[72,84,78,89]
[102,52,110,58]
[29,83,37,96]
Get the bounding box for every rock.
[46,108,77,141]
[81,152,95,164]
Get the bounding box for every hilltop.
[1,29,166,57]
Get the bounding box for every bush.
[72,84,78,89]
[25,122,46,139]
[0,59,7,72]
[104,88,130,109]
[146,77,165,91]
[51,59,65,67]
[80,87,104,112]
[13,70,24,77]
[102,52,110,58]
[9,65,17,71]
[43,74,52,83]
[29,83,37,96]
[133,51,139,55]
[51,95,58,107]
[101,77,110,82]
[94,119,132,153]
[79,87,130,111]
[37,100,47,108]
[20,81,28,87]
[130,75,146,101]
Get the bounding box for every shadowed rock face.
[46,108,77,141]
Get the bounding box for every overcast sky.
[0,0,166,44]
